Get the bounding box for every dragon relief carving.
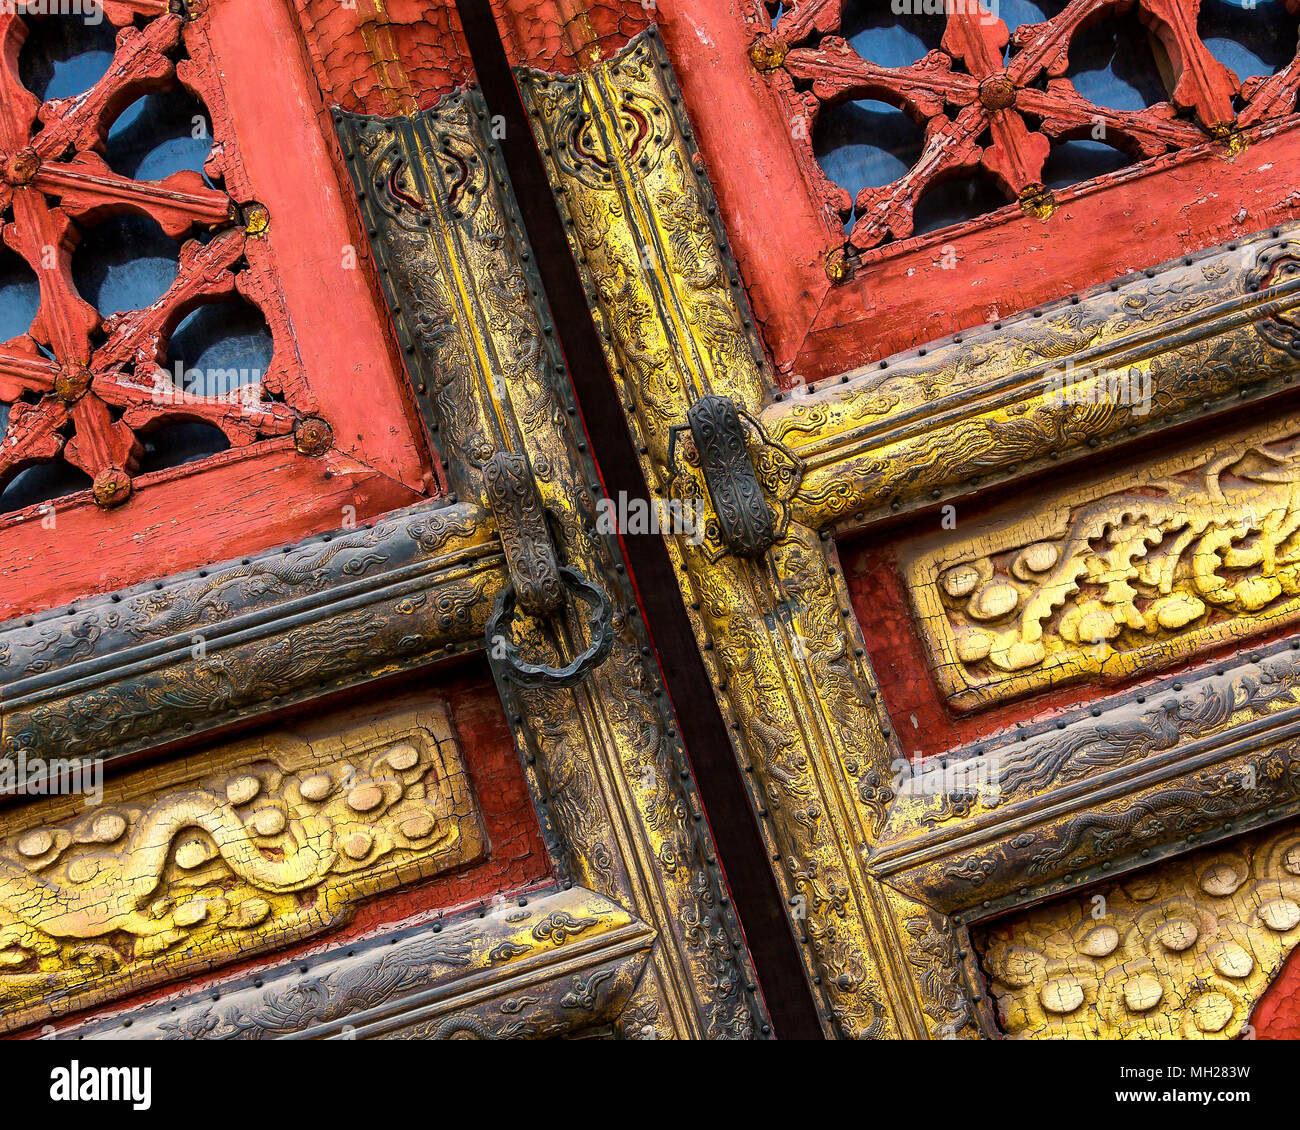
[0,704,482,1031]
[910,431,1300,708]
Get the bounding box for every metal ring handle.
[486,566,615,688]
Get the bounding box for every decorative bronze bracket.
[483,451,564,618]
[682,395,778,558]
[482,450,614,687]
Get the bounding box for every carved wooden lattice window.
[768,0,1300,252]
[1,7,305,506]
[0,4,433,619]
[604,0,1300,384]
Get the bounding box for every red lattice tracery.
[757,0,1300,252]
[0,3,316,509]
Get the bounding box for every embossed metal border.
[519,26,1300,1038]
[73,887,653,1040]
[0,500,500,773]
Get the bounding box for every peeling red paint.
[490,0,651,74]
[292,0,475,113]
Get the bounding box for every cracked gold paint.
[0,703,482,1031]
[976,823,1300,1039]
[906,421,1300,708]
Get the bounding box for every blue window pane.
[842,6,944,67]
[0,248,41,342]
[137,422,230,473]
[998,0,1068,35]
[912,169,1008,237]
[0,460,92,514]
[18,15,118,102]
[1198,0,1297,83]
[1067,12,1171,110]
[1041,138,1130,190]
[72,214,180,317]
[165,299,274,398]
[107,91,214,183]
[815,100,924,232]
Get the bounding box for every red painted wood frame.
[0,0,449,621]
[490,0,1300,386]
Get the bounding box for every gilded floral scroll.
[0,703,482,1031]
[906,421,1300,708]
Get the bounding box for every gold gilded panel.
[906,419,1300,708]
[521,31,933,1038]
[0,702,483,1031]
[976,823,1300,1039]
[334,88,767,1039]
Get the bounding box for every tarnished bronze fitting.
[92,466,132,509]
[1210,122,1248,155]
[483,451,564,618]
[242,201,270,236]
[825,248,851,285]
[978,73,1018,111]
[1019,183,1057,220]
[749,37,789,72]
[2,147,39,187]
[54,364,93,404]
[294,416,333,456]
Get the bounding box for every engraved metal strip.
[0,500,500,772]
[69,887,650,1040]
[522,30,931,1038]
[767,224,1300,535]
[874,633,1300,919]
[336,87,769,1039]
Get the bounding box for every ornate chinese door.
[484,0,1300,1040]
[6,0,1300,1045]
[0,0,764,1041]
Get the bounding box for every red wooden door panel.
[493,0,1300,383]
[0,1,436,620]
